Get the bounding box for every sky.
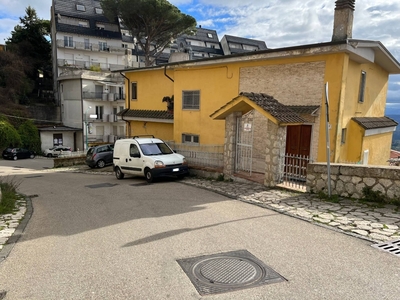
[0,0,399,115]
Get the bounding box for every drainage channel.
[372,239,400,257]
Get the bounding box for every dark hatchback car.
[2,148,36,160]
[86,144,114,168]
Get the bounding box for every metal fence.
[168,143,224,169]
[278,153,310,190]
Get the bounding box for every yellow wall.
[363,132,393,165]
[173,65,239,144]
[126,69,174,111]
[122,51,392,164]
[345,120,364,163]
[127,121,173,141]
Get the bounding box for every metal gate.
[235,113,254,175]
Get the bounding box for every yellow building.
[117,2,400,186]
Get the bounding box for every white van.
[113,136,189,182]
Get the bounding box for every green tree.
[18,120,41,153]
[5,6,52,102]
[0,118,21,151]
[101,0,196,66]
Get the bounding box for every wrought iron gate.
[235,113,254,175]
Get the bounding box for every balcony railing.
[83,92,125,101]
[57,39,126,54]
[57,58,125,71]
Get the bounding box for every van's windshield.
[140,143,173,155]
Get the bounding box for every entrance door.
[283,125,311,182]
[285,125,311,156]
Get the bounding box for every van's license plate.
[173,168,179,172]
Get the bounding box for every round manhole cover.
[192,256,264,287]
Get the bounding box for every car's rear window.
[87,148,95,155]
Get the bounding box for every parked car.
[86,144,114,168]
[2,147,36,160]
[44,146,72,157]
[113,136,189,182]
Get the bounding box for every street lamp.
[85,106,92,151]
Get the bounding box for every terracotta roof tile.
[240,92,306,124]
[117,109,173,120]
[287,105,320,115]
[352,117,398,129]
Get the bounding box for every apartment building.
[50,0,130,150]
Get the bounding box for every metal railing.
[167,142,224,169]
[57,58,125,71]
[82,92,125,101]
[56,39,126,54]
[278,153,310,190]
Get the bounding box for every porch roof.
[117,109,174,123]
[210,92,306,125]
[352,116,398,129]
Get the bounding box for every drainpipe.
[119,71,131,137]
[164,65,174,82]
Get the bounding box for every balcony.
[57,39,126,55]
[83,92,126,101]
[57,59,125,71]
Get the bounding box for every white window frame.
[76,4,85,11]
[358,70,367,103]
[182,134,199,144]
[64,36,73,47]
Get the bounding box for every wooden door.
[285,125,311,156]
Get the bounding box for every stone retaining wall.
[53,156,86,168]
[306,163,400,200]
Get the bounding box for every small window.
[131,82,137,100]
[76,4,85,11]
[96,24,105,30]
[95,106,104,120]
[341,128,347,144]
[358,71,367,103]
[99,41,107,51]
[182,134,199,144]
[182,90,200,109]
[78,21,87,27]
[207,33,213,38]
[95,7,103,14]
[64,36,73,47]
[84,38,90,49]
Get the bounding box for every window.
[96,24,105,30]
[76,4,85,11]
[341,128,347,144]
[131,82,137,100]
[119,106,124,112]
[53,134,63,146]
[207,33,213,38]
[182,134,199,144]
[122,43,128,48]
[182,90,200,109]
[64,36,73,47]
[78,21,88,27]
[84,38,90,50]
[95,106,104,120]
[95,7,103,14]
[99,41,107,51]
[358,71,367,103]
[130,144,140,157]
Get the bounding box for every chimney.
[332,0,355,41]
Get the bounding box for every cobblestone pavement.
[182,177,400,244]
[1,167,400,256]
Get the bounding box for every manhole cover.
[372,239,400,257]
[85,183,118,189]
[177,250,286,295]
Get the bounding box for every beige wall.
[239,61,326,160]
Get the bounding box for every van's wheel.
[47,153,52,158]
[145,168,153,183]
[97,160,106,168]
[115,167,124,179]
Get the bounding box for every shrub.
[0,177,21,214]
[0,119,21,150]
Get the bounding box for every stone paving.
[182,177,400,243]
[1,170,400,253]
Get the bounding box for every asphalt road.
[0,158,399,299]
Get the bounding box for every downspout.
[119,71,131,137]
[164,65,174,82]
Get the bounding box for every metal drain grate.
[177,250,286,296]
[85,183,118,189]
[372,239,400,257]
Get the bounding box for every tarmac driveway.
[0,160,399,299]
